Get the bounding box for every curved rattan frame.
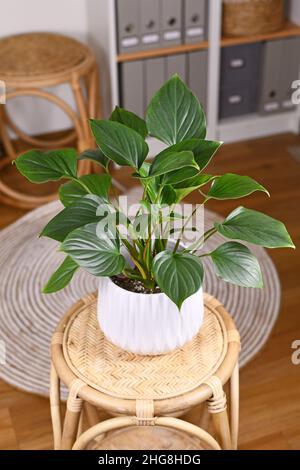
[0,34,101,209]
[72,416,221,450]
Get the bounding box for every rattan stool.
[50,292,240,450]
[0,32,102,208]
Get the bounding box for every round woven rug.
[0,188,281,398]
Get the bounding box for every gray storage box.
[145,57,165,107]
[259,39,283,115]
[188,50,208,110]
[279,36,300,112]
[184,0,206,44]
[117,0,140,53]
[221,43,262,88]
[166,54,187,81]
[121,61,144,117]
[161,0,183,47]
[140,0,161,50]
[220,83,258,119]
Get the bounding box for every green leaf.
[153,250,204,309]
[149,151,199,178]
[160,185,177,205]
[138,162,160,203]
[15,148,77,183]
[162,166,200,185]
[215,206,295,249]
[174,174,215,201]
[78,148,109,171]
[146,74,206,145]
[41,195,104,242]
[110,106,148,139]
[210,242,263,288]
[151,139,221,171]
[59,174,111,207]
[208,174,270,200]
[61,222,125,276]
[43,256,79,293]
[90,119,148,169]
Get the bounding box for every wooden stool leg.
[0,105,17,160]
[230,362,239,450]
[76,409,84,439]
[84,402,100,427]
[87,64,102,120]
[62,408,83,450]
[61,379,85,450]
[49,363,62,450]
[71,75,92,153]
[204,376,233,450]
[210,408,232,450]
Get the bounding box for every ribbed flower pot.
[97,276,204,355]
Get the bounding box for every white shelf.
[217,111,299,143]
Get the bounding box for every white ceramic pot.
[97,277,204,355]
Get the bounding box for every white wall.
[1,0,90,135]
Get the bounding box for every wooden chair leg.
[49,363,62,450]
[210,408,232,450]
[204,376,233,450]
[76,409,84,439]
[230,362,239,450]
[84,402,100,427]
[61,408,83,450]
[71,75,93,153]
[61,379,85,450]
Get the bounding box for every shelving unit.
[88,0,300,151]
[221,20,300,47]
[117,40,209,63]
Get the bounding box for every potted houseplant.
[15,75,294,355]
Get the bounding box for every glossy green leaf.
[41,195,104,242]
[208,174,270,200]
[61,223,125,276]
[146,75,206,145]
[153,250,204,309]
[210,242,263,288]
[15,148,77,183]
[59,174,111,207]
[160,185,177,205]
[43,256,79,293]
[78,148,109,171]
[137,162,160,203]
[162,166,200,185]
[90,119,148,169]
[215,206,295,249]
[174,174,215,201]
[149,151,199,178]
[110,106,148,138]
[152,139,221,171]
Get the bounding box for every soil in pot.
[111,275,161,294]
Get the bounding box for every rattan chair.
[50,293,240,450]
[0,32,102,208]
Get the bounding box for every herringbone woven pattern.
[63,293,228,400]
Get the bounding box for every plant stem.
[189,227,217,254]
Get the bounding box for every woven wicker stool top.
[59,293,239,402]
[0,33,92,82]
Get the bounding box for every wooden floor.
[0,133,300,450]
